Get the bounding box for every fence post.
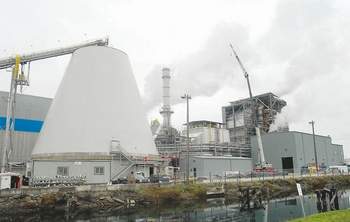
[210,172,212,183]
[263,171,265,181]
[224,171,227,185]
[158,168,161,187]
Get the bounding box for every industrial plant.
[0,38,345,186]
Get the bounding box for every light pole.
[309,120,318,173]
[181,94,191,184]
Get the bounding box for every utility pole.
[181,94,191,184]
[309,120,318,173]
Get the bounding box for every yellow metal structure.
[14,55,21,79]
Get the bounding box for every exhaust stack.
[160,67,173,129]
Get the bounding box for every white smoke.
[269,111,289,132]
[260,0,341,97]
[142,23,258,111]
[142,1,344,112]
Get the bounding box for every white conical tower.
[32,46,158,157]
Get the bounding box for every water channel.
[4,190,350,222]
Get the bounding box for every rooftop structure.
[158,120,251,160]
[182,120,229,144]
[222,92,287,150]
[185,120,225,129]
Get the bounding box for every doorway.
[149,167,154,176]
[281,157,294,173]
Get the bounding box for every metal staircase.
[110,145,155,180]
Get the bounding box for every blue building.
[0,91,51,172]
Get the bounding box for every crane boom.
[0,38,109,70]
[229,44,253,99]
[229,43,270,169]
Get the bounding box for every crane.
[0,38,109,173]
[229,43,273,171]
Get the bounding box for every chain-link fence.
[166,167,350,185]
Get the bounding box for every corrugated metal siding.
[187,156,252,177]
[0,91,52,166]
[0,91,51,119]
[251,131,297,171]
[251,131,344,173]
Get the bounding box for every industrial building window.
[57,167,69,176]
[94,167,104,175]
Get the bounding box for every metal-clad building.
[0,91,51,171]
[181,155,252,178]
[251,131,344,173]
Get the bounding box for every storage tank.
[32,46,158,157]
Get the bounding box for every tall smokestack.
[160,67,173,129]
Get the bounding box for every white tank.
[32,46,158,157]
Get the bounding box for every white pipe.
[255,127,266,165]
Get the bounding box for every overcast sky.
[0,0,349,157]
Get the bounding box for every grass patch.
[289,209,350,222]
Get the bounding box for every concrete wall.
[0,91,51,167]
[181,156,252,177]
[251,131,344,173]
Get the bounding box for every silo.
[31,46,158,183]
